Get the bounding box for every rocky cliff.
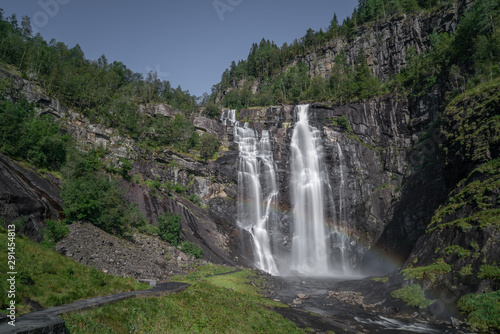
[0,67,237,266]
[216,0,470,102]
[218,96,416,269]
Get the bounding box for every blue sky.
[2,0,358,97]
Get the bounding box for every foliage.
[0,12,198,125]
[391,284,435,308]
[0,97,71,170]
[199,132,221,160]
[118,158,132,180]
[459,264,473,277]
[173,183,187,195]
[203,102,222,119]
[333,115,352,130]
[60,150,147,236]
[189,193,201,205]
[441,78,500,167]
[0,229,147,315]
[458,291,500,332]
[443,245,471,258]
[63,265,300,333]
[157,212,182,246]
[151,113,199,152]
[401,258,451,283]
[180,241,203,259]
[477,265,500,280]
[137,223,159,236]
[42,219,70,244]
[211,0,459,106]
[428,158,500,232]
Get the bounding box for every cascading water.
[331,142,351,273]
[235,124,279,275]
[231,105,354,276]
[290,104,330,275]
[221,109,237,126]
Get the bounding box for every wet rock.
[326,291,364,305]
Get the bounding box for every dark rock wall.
[0,152,63,241]
[222,97,422,268]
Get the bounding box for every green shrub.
[401,259,452,283]
[391,284,435,308]
[459,264,473,277]
[477,265,500,280]
[180,241,203,259]
[0,97,71,171]
[173,183,187,195]
[42,219,70,243]
[189,193,201,205]
[119,158,132,181]
[137,223,159,236]
[61,151,146,236]
[157,212,182,246]
[458,291,500,332]
[199,133,221,161]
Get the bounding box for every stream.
[266,275,473,334]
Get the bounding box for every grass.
[63,264,302,333]
[0,228,148,315]
[371,276,389,283]
[391,284,435,309]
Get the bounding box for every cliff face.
[217,0,469,102]
[0,68,236,265]
[289,5,462,81]
[0,65,457,273]
[215,97,419,269]
[0,152,62,241]
[399,78,500,304]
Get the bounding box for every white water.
[332,142,350,273]
[231,105,355,276]
[235,125,279,275]
[290,105,330,275]
[221,109,237,126]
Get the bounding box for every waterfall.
[232,105,355,276]
[290,104,330,275]
[221,109,237,126]
[332,142,350,273]
[236,124,279,275]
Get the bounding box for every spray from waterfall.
[235,124,279,275]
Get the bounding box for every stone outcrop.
[0,152,62,241]
[0,68,237,265]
